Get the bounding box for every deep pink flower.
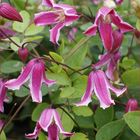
[34,0,79,44]
[0,3,22,22]
[94,30,123,80]
[75,70,127,109]
[125,99,138,113]
[5,58,56,103]
[115,0,123,5]
[26,108,73,139]
[84,6,134,51]
[0,79,7,112]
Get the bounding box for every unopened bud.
[18,47,29,62]
[125,99,138,113]
[0,3,22,22]
[115,0,123,5]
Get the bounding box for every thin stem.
[0,29,21,48]
[0,95,30,133]
[59,106,80,129]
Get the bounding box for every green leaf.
[32,103,49,122]
[136,19,140,30]
[38,132,47,140]
[11,0,26,10]
[13,11,30,32]
[0,131,6,140]
[94,107,114,128]
[46,71,71,86]
[72,106,93,117]
[25,24,44,36]
[10,37,21,52]
[96,119,125,140]
[64,37,90,68]
[57,108,74,132]
[0,60,23,74]
[122,68,140,87]
[119,57,136,70]
[124,111,140,136]
[70,133,88,140]
[60,87,75,98]
[15,85,29,97]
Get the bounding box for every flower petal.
[53,109,73,137]
[29,62,44,103]
[99,22,113,51]
[111,11,134,33]
[65,15,79,26]
[34,11,59,26]
[42,0,54,7]
[94,53,111,69]
[39,109,53,131]
[48,123,59,140]
[0,27,15,39]
[25,123,41,139]
[112,30,123,52]
[75,72,94,106]
[50,22,64,44]
[43,73,56,86]
[84,24,97,36]
[5,59,34,90]
[0,80,7,112]
[93,70,115,109]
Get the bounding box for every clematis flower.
[26,108,73,139]
[34,0,79,44]
[75,70,127,109]
[0,79,7,112]
[84,6,134,51]
[125,99,138,113]
[5,58,56,103]
[0,2,22,22]
[94,30,123,80]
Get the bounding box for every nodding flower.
[5,58,56,103]
[0,2,22,22]
[26,108,73,139]
[34,0,79,44]
[84,6,134,51]
[75,70,127,109]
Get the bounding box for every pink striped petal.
[25,123,41,139]
[42,0,54,7]
[84,24,97,36]
[93,70,115,109]
[99,22,113,51]
[53,110,73,137]
[43,73,56,87]
[50,22,64,44]
[0,80,7,112]
[0,27,15,39]
[48,123,59,140]
[112,30,123,52]
[75,72,94,106]
[5,59,35,90]
[65,15,79,26]
[39,109,53,131]
[94,53,111,69]
[34,11,59,26]
[111,12,134,33]
[29,62,44,103]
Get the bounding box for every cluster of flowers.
[0,0,139,139]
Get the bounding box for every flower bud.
[125,99,138,113]
[18,47,29,62]
[115,0,123,5]
[0,3,22,22]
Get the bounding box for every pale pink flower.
[5,58,56,103]
[75,70,127,109]
[34,0,79,44]
[26,108,73,139]
[84,6,134,51]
